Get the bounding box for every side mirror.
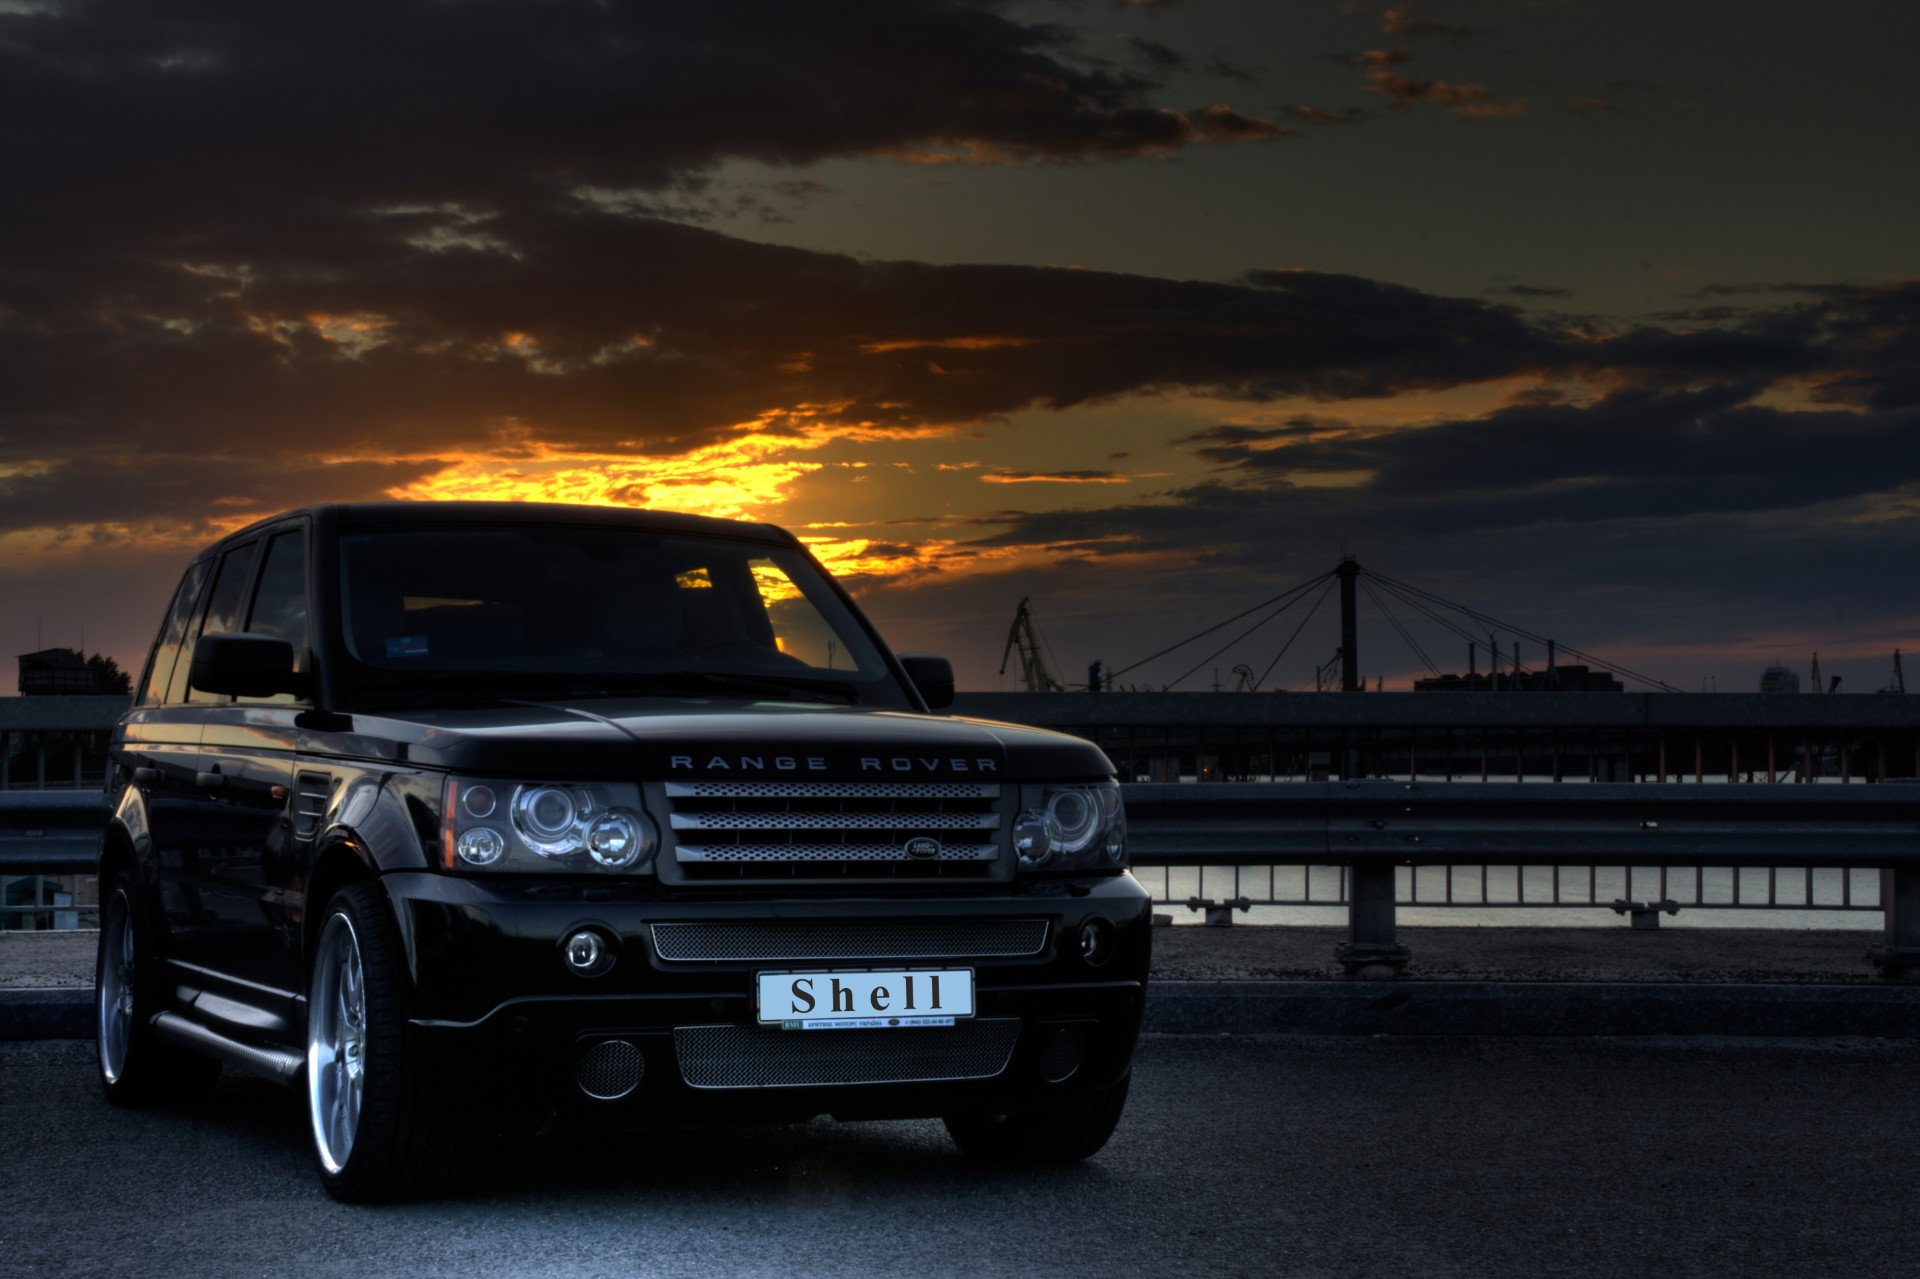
[188,632,305,699]
[897,652,955,710]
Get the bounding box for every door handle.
[195,771,228,791]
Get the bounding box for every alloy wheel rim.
[307,914,367,1175]
[97,889,135,1083]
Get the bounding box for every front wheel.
[95,870,220,1105]
[307,882,461,1202]
[944,1076,1131,1165]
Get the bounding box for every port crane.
[1000,597,1065,692]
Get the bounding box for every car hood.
[320,699,1112,782]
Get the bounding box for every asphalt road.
[5,1035,1918,1279]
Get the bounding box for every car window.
[183,541,259,705]
[338,528,890,680]
[238,529,309,704]
[139,560,212,708]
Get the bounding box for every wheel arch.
[98,825,137,895]
[304,837,379,968]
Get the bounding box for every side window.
[138,561,212,708]
[239,530,309,705]
[182,541,259,705]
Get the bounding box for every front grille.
[651,920,1050,962]
[673,1019,1021,1089]
[662,781,1005,883]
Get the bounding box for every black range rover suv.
[97,501,1148,1200]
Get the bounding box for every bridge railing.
[6,780,1918,976]
[1122,780,1920,975]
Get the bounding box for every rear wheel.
[307,882,463,1202]
[944,1075,1131,1165]
[95,870,220,1105]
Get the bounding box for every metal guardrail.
[1122,781,1920,973]
[4,782,1917,976]
[0,791,104,874]
[0,791,102,930]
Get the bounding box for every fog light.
[1078,919,1113,967]
[564,929,609,974]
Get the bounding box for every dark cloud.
[1685,283,1870,300]
[1363,67,1529,116]
[1203,55,1258,84]
[964,387,1920,585]
[1600,282,1920,411]
[1176,417,1351,464]
[1486,284,1573,299]
[1,2,1284,315]
[1212,385,1920,517]
[1276,103,1372,125]
[0,211,1571,493]
[857,542,921,560]
[980,470,1130,484]
[1324,48,1416,69]
[1380,10,1486,42]
[1117,34,1187,73]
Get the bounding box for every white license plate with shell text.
[756,968,974,1030]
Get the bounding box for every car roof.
[199,501,801,558]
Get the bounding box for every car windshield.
[336,525,907,707]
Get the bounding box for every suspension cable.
[1361,577,1441,677]
[1364,569,1678,691]
[1254,577,1338,690]
[1160,575,1335,691]
[1108,570,1335,682]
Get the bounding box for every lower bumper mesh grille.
[674,1019,1021,1090]
[651,920,1049,962]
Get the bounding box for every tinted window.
[184,541,259,705]
[238,530,309,704]
[139,560,212,707]
[336,527,906,706]
[247,531,309,665]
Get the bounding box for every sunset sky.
[3,0,1917,694]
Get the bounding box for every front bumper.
[381,871,1151,1129]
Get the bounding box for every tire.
[306,882,462,1202]
[95,871,221,1105]
[944,1075,1131,1165]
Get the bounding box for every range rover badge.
[904,837,943,860]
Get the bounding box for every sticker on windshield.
[385,635,430,658]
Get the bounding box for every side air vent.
[293,771,334,840]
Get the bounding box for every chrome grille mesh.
[673,1019,1021,1089]
[667,782,998,800]
[651,920,1049,962]
[662,781,1006,882]
[678,843,996,863]
[673,810,998,831]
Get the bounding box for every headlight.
[441,777,657,874]
[1014,781,1126,872]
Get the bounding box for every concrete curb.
[9,981,1920,1042]
[1,989,90,1040]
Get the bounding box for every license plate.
[756,968,974,1030]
